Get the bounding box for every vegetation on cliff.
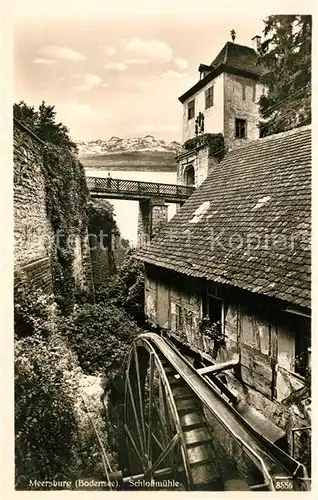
[58,302,141,376]
[14,103,143,487]
[14,275,118,489]
[94,250,145,325]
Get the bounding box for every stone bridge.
[86,176,195,245]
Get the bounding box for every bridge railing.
[86,177,195,199]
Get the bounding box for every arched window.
[184,165,195,186]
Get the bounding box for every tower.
[176,36,264,188]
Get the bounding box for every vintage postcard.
[5,0,314,495]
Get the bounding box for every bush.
[183,132,225,160]
[14,271,53,339]
[15,333,118,489]
[15,334,79,488]
[58,302,141,375]
[95,251,145,325]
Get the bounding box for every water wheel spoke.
[126,371,145,455]
[124,424,144,467]
[134,345,147,449]
[150,433,180,475]
[147,352,155,460]
[158,378,172,444]
[154,398,170,446]
[145,422,165,452]
[162,383,173,440]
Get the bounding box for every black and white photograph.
[6,0,313,493]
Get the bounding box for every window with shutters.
[205,86,214,109]
[187,99,195,120]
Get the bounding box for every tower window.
[187,99,195,120]
[252,84,256,102]
[242,83,246,101]
[235,118,247,139]
[205,86,214,109]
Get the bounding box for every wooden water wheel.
[124,336,223,490]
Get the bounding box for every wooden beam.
[197,357,239,375]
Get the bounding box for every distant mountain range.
[76,135,182,157]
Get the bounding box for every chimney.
[251,35,261,52]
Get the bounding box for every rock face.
[76,135,181,157]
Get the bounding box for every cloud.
[123,38,173,63]
[38,45,86,62]
[104,62,127,71]
[74,73,108,92]
[56,100,94,121]
[67,101,92,116]
[104,46,116,56]
[174,57,188,70]
[32,58,57,65]
[124,58,149,65]
[160,69,187,79]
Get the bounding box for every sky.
[12,0,315,243]
[11,0,285,143]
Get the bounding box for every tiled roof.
[179,42,263,104]
[210,42,263,77]
[137,127,311,309]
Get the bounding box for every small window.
[294,316,311,377]
[205,86,214,109]
[187,99,195,120]
[252,84,256,103]
[235,118,247,139]
[208,296,223,327]
[242,83,246,101]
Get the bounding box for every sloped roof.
[210,41,263,77]
[179,41,263,104]
[137,127,311,309]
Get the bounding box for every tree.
[95,250,145,325]
[258,15,311,136]
[58,302,141,375]
[87,200,120,241]
[14,100,78,152]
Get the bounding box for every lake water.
[85,169,177,245]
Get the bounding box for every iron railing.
[86,177,195,201]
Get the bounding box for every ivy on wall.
[14,101,91,315]
[183,132,225,160]
[43,145,90,314]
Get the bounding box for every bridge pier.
[137,198,168,247]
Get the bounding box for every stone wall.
[14,121,54,294]
[151,203,168,238]
[223,73,263,151]
[14,122,53,268]
[137,198,168,246]
[181,72,263,151]
[177,145,219,188]
[14,120,93,296]
[182,73,224,143]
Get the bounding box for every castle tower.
[177,36,264,188]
